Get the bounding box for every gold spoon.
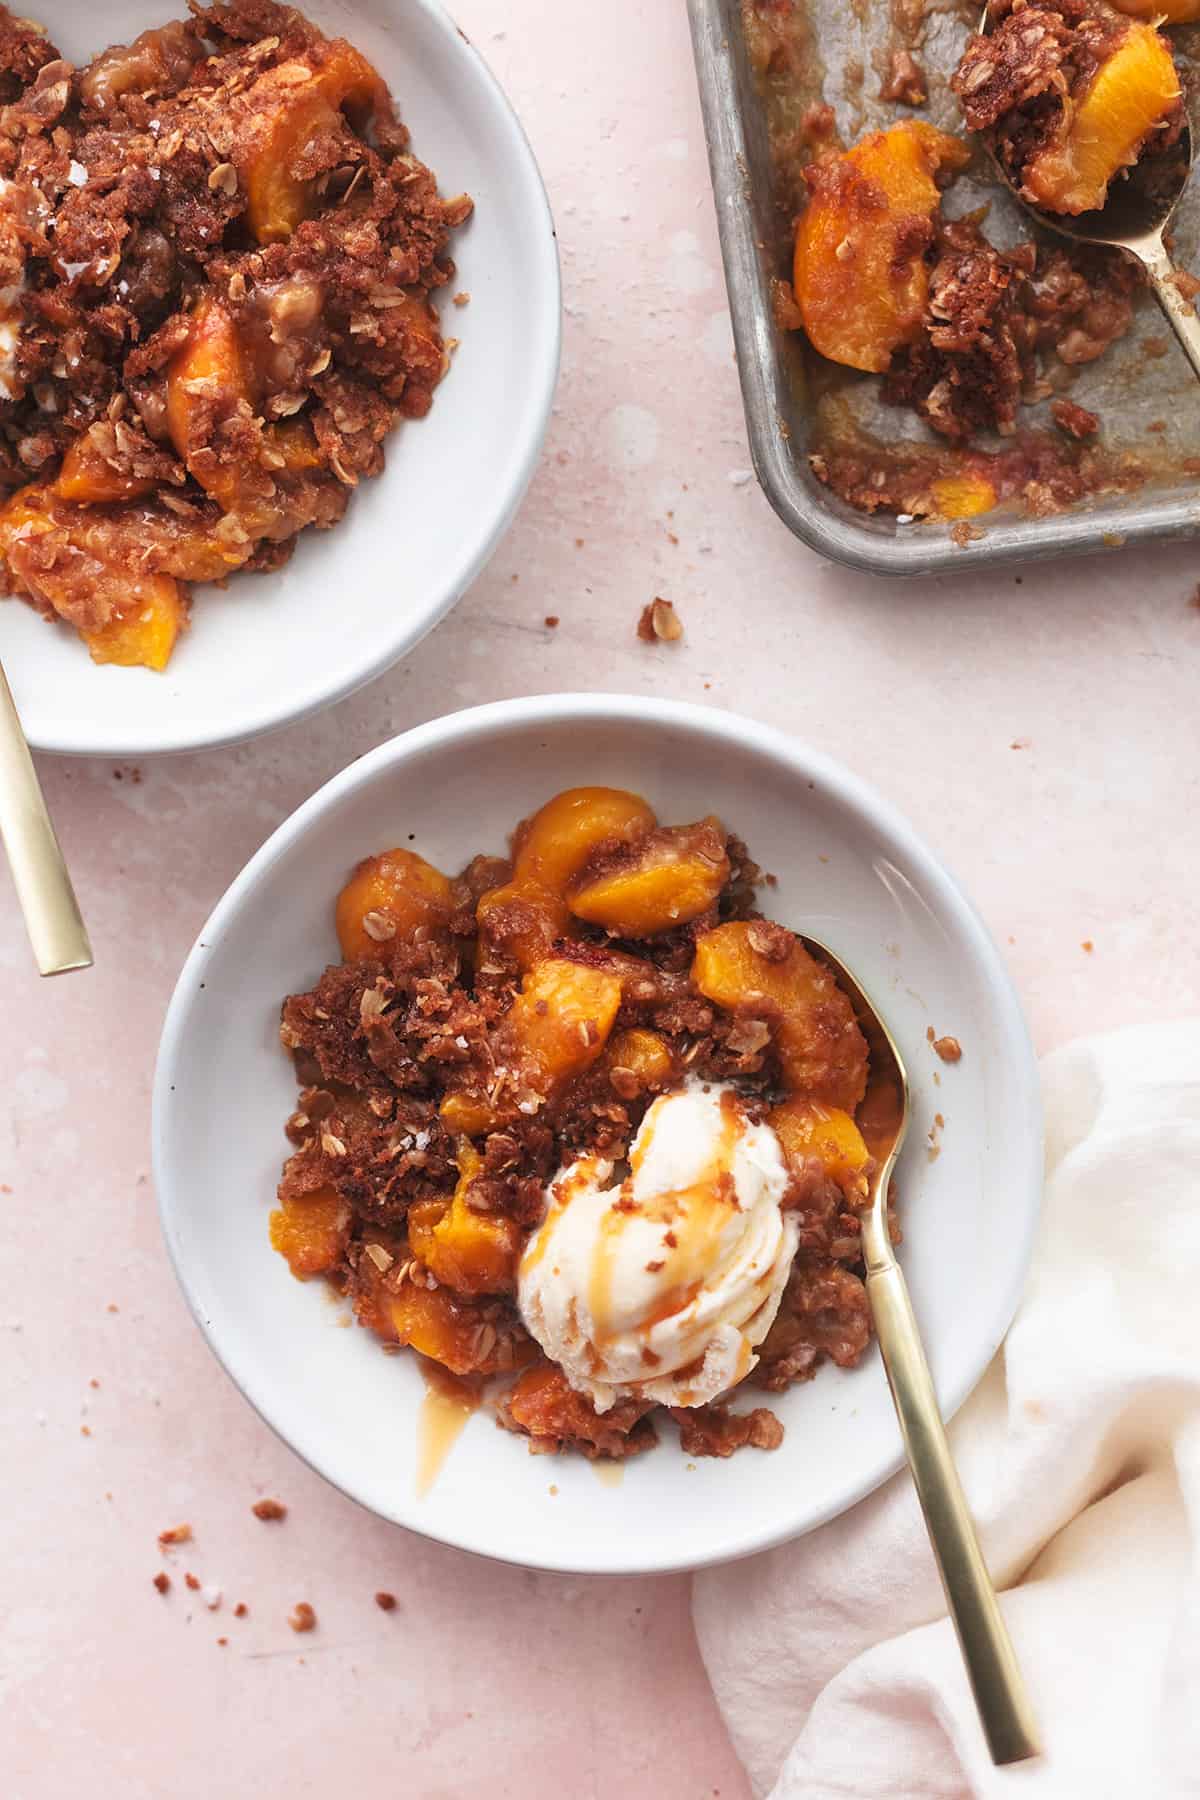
[0,657,92,975]
[975,5,1200,380]
[801,935,1040,1767]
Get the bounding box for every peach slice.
[794,122,970,373]
[441,957,622,1135]
[0,486,193,670]
[1109,0,1200,19]
[691,921,869,1108]
[407,1143,521,1296]
[165,296,256,513]
[236,44,386,245]
[166,304,330,532]
[474,880,574,975]
[478,786,656,971]
[57,433,156,504]
[506,1361,650,1452]
[770,1096,872,1203]
[352,1245,531,1376]
[81,577,186,672]
[269,418,323,474]
[1023,25,1181,216]
[606,1027,677,1091]
[381,1284,505,1375]
[511,786,657,891]
[269,1185,348,1278]
[567,821,729,937]
[929,473,997,521]
[335,848,456,962]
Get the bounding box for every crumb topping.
[250,1497,287,1521]
[636,597,683,643]
[879,48,927,107]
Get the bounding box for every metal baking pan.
[687,0,1200,573]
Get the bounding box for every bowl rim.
[152,693,1044,1573]
[18,0,561,759]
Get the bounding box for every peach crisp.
[749,0,1176,523]
[953,0,1184,217]
[0,2,470,668]
[274,786,883,1464]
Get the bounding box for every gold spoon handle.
[0,659,92,975]
[1142,237,1200,384]
[865,1251,1041,1766]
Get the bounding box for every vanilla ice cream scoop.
[518,1080,797,1413]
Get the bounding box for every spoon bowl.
[1033,123,1193,249]
[974,2,1200,378]
[802,934,1041,1768]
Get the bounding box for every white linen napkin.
[693,1022,1200,1800]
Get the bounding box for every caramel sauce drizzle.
[587,1090,743,1347]
[415,1359,481,1498]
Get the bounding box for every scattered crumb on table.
[251,1498,287,1521]
[637,597,683,643]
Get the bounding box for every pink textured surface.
[3,2,1200,1796]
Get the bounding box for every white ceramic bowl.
[3,1,559,756]
[153,695,1042,1574]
